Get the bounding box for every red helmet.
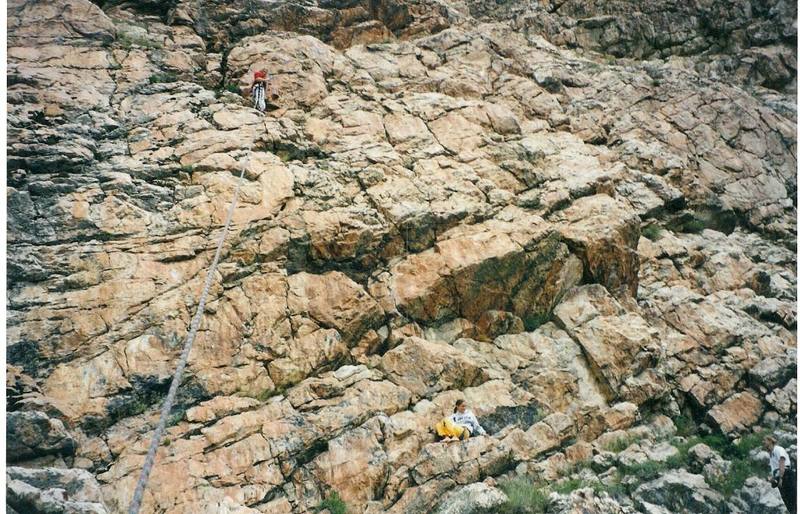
[254,70,266,79]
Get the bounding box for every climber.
[250,69,268,112]
[434,400,487,442]
[765,435,795,512]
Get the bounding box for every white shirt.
[450,410,486,436]
[770,445,791,474]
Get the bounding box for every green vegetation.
[641,224,663,241]
[612,430,767,498]
[497,471,626,513]
[551,478,584,495]
[680,431,765,497]
[602,54,618,65]
[603,433,644,453]
[276,149,292,162]
[317,491,348,514]
[682,218,708,233]
[590,475,626,497]
[673,414,698,437]
[495,417,765,512]
[166,407,187,427]
[149,72,179,84]
[709,459,752,497]
[619,459,670,482]
[497,476,550,514]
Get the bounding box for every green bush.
[702,431,765,497]
[317,491,348,514]
[215,83,241,96]
[166,407,186,427]
[673,414,698,437]
[149,72,178,84]
[734,432,765,458]
[681,218,707,233]
[708,459,752,497]
[620,460,669,482]
[552,478,584,495]
[497,476,550,514]
[641,224,663,241]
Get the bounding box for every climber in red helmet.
[250,69,268,112]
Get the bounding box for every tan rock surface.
[6,0,796,513]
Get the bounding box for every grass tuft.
[497,476,551,514]
[641,224,663,241]
[317,491,348,514]
[673,414,698,437]
[619,460,669,482]
[603,434,644,453]
[552,478,584,495]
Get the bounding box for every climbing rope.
[128,153,250,514]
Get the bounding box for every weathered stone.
[5,1,797,513]
[732,476,787,514]
[433,482,508,514]
[550,487,636,514]
[554,286,659,398]
[310,417,389,510]
[633,470,728,514]
[381,337,489,398]
[7,411,76,463]
[708,391,764,434]
[555,195,641,298]
[7,466,109,514]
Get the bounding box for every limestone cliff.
[6,0,797,513]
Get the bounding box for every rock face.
[633,470,729,513]
[7,467,109,514]
[5,0,796,513]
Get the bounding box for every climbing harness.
[253,81,267,112]
[127,153,250,514]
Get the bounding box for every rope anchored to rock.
[127,153,250,514]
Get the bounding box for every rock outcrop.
[6,0,796,513]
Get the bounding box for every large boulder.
[377,209,582,328]
[707,391,764,435]
[554,285,660,400]
[310,417,390,510]
[550,488,636,514]
[433,482,508,514]
[381,337,490,398]
[7,411,76,463]
[554,194,641,298]
[731,476,787,514]
[633,470,729,514]
[7,466,109,514]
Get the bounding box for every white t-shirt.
[770,445,792,474]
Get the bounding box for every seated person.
[435,400,487,442]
